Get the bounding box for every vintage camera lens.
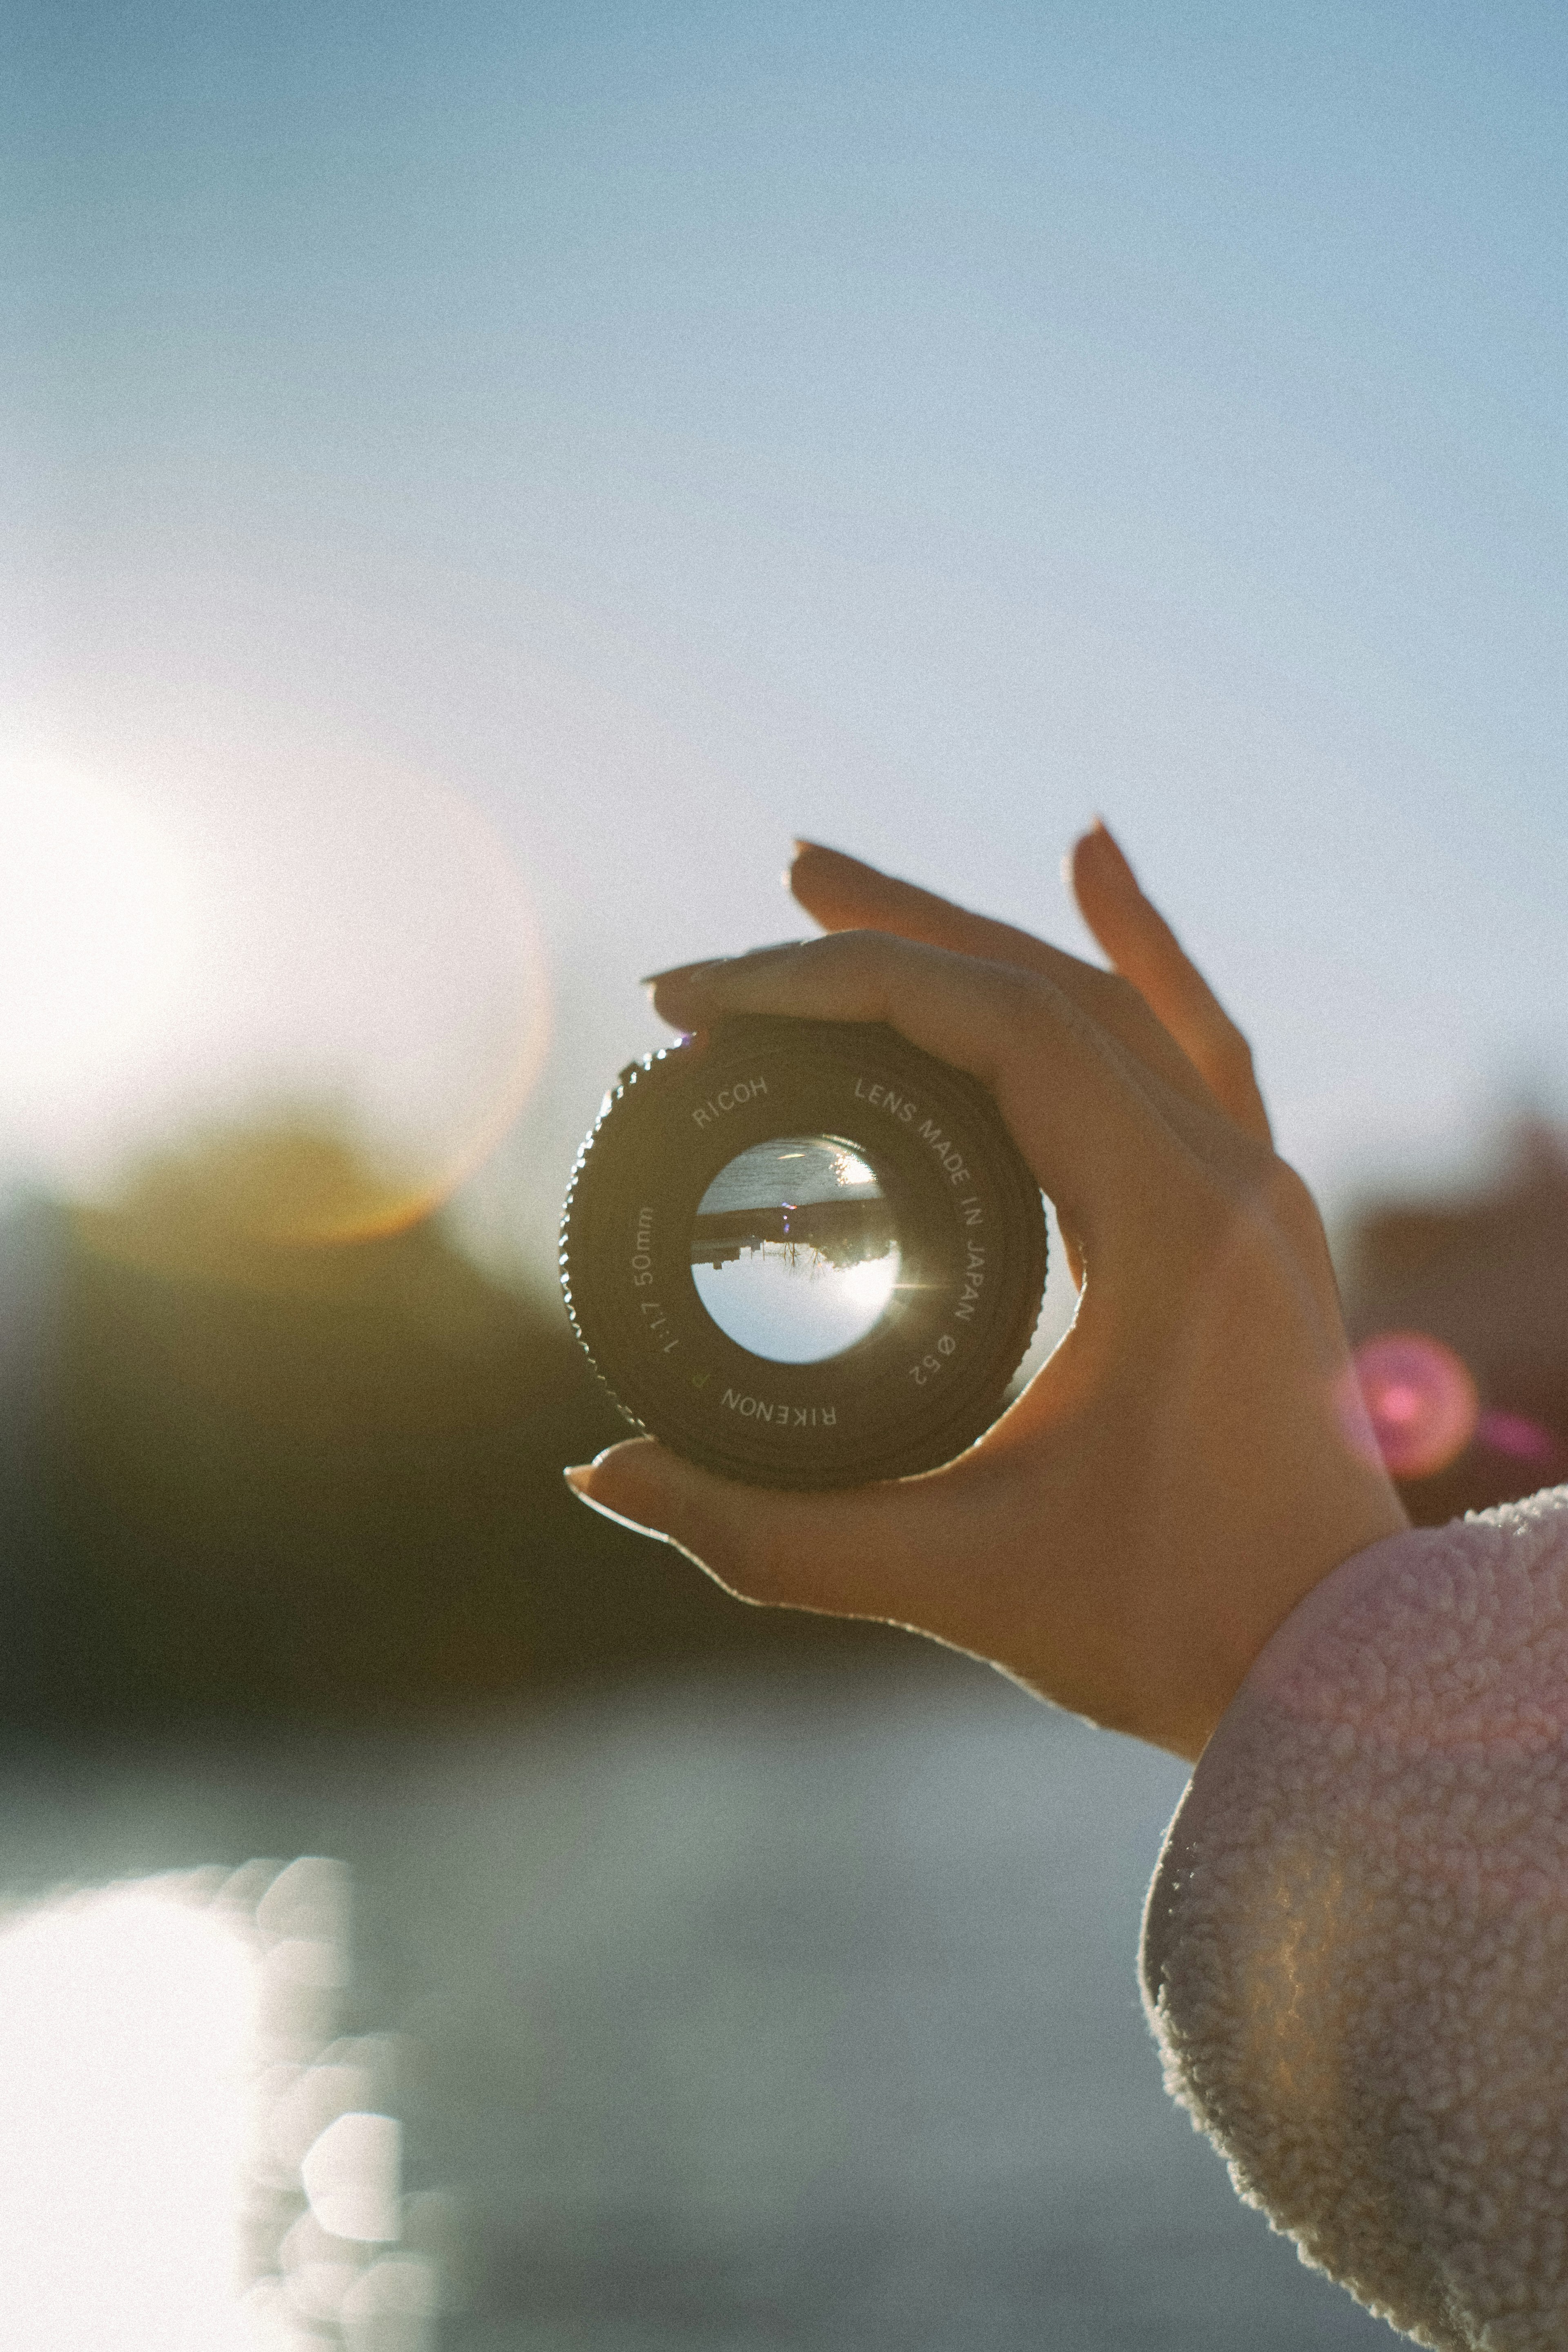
[559,1015,1046,1489]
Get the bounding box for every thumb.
[565,1437,913,1619]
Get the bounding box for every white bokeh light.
[0,1861,441,2352]
[301,2112,403,2245]
[0,760,196,1167]
[0,1879,260,2352]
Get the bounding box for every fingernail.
[562,1464,668,1540]
[639,957,728,988]
[1081,818,1137,882]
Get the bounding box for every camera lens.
[559,1015,1046,1490]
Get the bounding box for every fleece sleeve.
[1141,1486,1568,2352]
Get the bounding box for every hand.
[567,826,1407,1760]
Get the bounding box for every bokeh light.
[1476,1408,1559,1466]
[0,1858,445,2352]
[0,1877,259,2351]
[301,2112,403,2244]
[0,739,549,1250]
[1352,1332,1481,1480]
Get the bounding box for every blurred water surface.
[0,1662,1397,2349]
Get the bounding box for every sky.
[4,0,1565,1283]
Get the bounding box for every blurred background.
[2,2,1565,2344]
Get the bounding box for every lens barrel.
[560,1016,1046,1489]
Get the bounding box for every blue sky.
[6,1,1565,1278]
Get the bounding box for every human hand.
[566,826,1407,1760]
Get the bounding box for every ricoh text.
[692,1077,768,1130]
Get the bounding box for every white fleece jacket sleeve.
[1141,1486,1568,2352]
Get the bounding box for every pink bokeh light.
[1477,1408,1559,1465]
[1352,1333,1479,1479]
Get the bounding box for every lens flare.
[1477,1408,1559,1465]
[1,737,549,1258]
[1352,1332,1479,1479]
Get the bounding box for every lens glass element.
[690,1135,901,1363]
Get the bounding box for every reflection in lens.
[692,1136,900,1363]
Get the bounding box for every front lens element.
[690,1134,901,1363]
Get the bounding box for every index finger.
[648,929,1224,1272]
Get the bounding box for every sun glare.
[0,762,196,1160]
[0,742,549,1244]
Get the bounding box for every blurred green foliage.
[8,1128,889,1731]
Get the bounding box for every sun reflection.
[0,741,549,1247]
[0,1859,445,2352]
[0,1877,258,2351]
[1352,1332,1480,1479]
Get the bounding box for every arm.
[1144,1490,1568,2351]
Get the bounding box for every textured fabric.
[1142,1487,1568,2350]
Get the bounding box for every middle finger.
[789,842,1219,1124]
